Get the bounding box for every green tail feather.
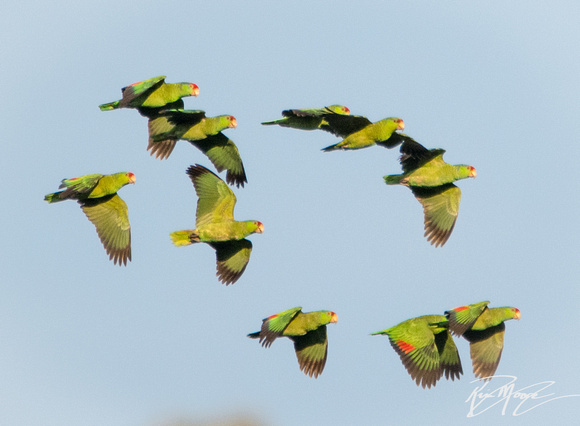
[99,101,120,111]
[170,230,199,247]
[44,191,64,203]
[261,119,281,125]
[321,144,338,152]
[384,174,402,185]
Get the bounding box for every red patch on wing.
[453,306,469,312]
[128,80,144,87]
[267,314,278,320]
[396,340,415,354]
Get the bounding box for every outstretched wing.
[445,301,490,336]
[399,139,444,173]
[137,99,185,118]
[319,114,372,137]
[189,132,247,188]
[464,323,506,380]
[435,330,463,381]
[53,174,104,200]
[209,239,253,285]
[290,326,329,378]
[253,307,303,347]
[80,194,131,266]
[377,132,417,150]
[410,183,462,247]
[185,164,237,227]
[119,76,166,107]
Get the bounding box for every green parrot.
[261,105,351,130]
[98,75,199,112]
[147,110,246,187]
[445,301,520,380]
[384,139,476,247]
[320,115,412,151]
[372,315,463,389]
[170,164,263,285]
[248,307,338,378]
[44,172,135,265]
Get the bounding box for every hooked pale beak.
[397,119,405,131]
[128,173,136,184]
[255,222,264,233]
[514,309,521,320]
[230,117,238,128]
[469,167,477,178]
[330,312,338,323]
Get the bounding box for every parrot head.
[189,83,199,97]
[126,172,136,184]
[254,221,264,234]
[394,118,405,131]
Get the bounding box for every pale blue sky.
[1,1,579,425]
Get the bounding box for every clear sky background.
[1,1,579,425]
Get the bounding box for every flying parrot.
[147,110,246,187]
[320,115,414,151]
[261,105,351,131]
[44,172,135,265]
[248,306,338,378]
[98,75,199,113]
[384,139,476,247]
[170,164,263,285]
[372,315,463,389]
[445,301,520,380]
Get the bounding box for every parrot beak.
[255,222,264,233]
[330,312,338,323]
[230,117,237,128]
[469,167,477,178]
[396,119,405,131]
[514,308,521,320]
[127,173,136,184]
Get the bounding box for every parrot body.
[261,105,350,130]
[170,164,262,285]
[384,139,476,247]
[99,75,198,111]
[44,172,135,265]
[445,301,520,380]
[321,116,408,151]
[248,307,338,378]
[372,314,462,389]
[147,110,246,187]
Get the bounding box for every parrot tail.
[321,143,338,152]
[383,174,402,185]
[247,331,261,339]
[170,230,200,247]
[98,101,120,111]
[260,119,281,126]
[44,191,65,203]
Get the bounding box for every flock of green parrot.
[43,75,519,385]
